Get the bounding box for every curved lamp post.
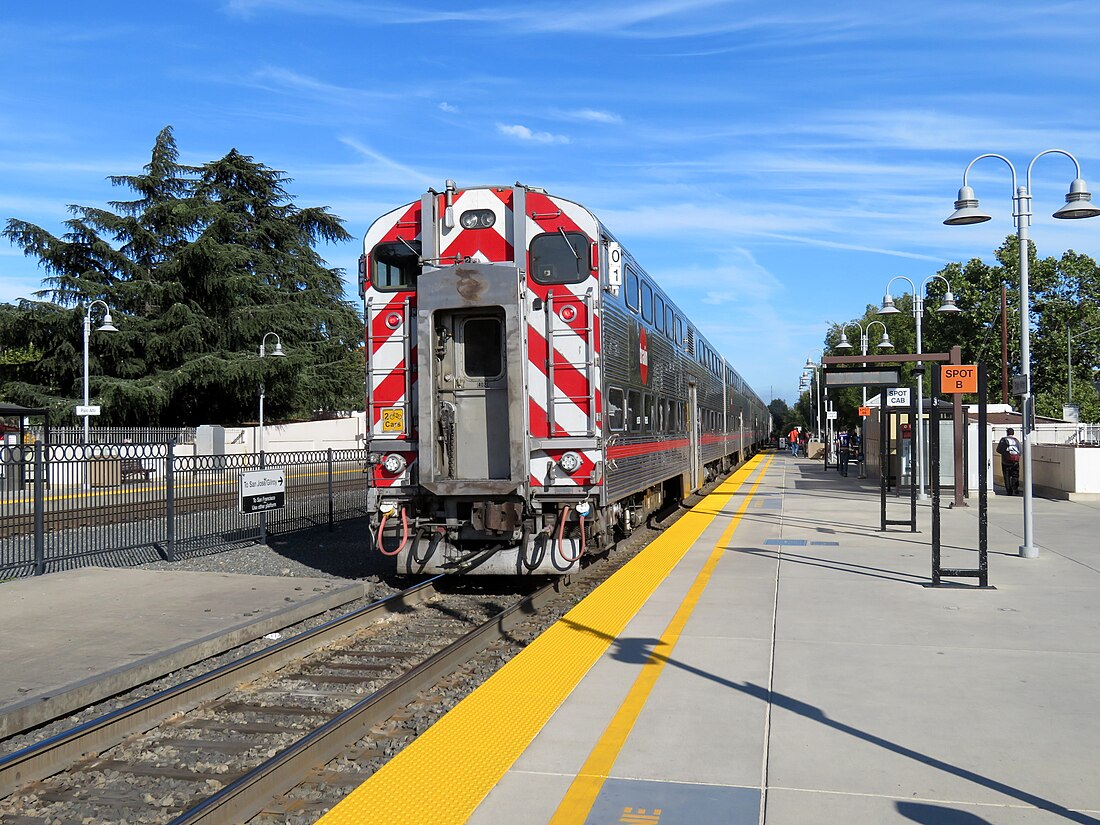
[258,332,286,456]
[945,149,1100,558]
[803,356,822,441]
[834,320,894,405]
[877,276,960,500]
[82,300,118,444]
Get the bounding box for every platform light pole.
[877,276,960,500]
[81,300,118,444]
[804,356,822,441]
[835,321,894,479]
[945,149,1100,558]
[834,320,894,405]
[258,332,286,457]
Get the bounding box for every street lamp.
[877,275,960,501]
[82,300,118,444]
[803,356,822,441]
[834,321,893,478]
[1068,326,1100,405]
[258,332,286,456]
[835,320,894,405]
[945,149,1100,558]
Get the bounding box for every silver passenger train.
[359,181,769,574]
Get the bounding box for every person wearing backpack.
[997,427,1021,495]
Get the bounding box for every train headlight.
[558,451,582,474]
[382,453,407,474]
[459,209,496,229]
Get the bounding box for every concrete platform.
[0,567,370,738]
[318,452,1100,825]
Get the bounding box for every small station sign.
[940,364,978,394]
[239,469,286,514]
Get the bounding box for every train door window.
[371,241,422,291]
[625,267,640,312]
[627,390,641,432]
[653,295,665,334]
[641,280,653,323]
[531,231,590,285]
[462,316,504,379]
[607,387,625,431]
[643,394,654,432]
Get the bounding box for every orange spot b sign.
[858,406,871,417]
[941,364,977,394]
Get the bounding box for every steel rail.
[0,577,445,797]
[166,575,569,825]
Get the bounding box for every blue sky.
[4,1,1100,405]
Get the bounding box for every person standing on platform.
[997,427,1021,495]
[837,427,852,477]
[788,425,800,457]
[799,428,809,458]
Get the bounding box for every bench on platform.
[120,459,154,482]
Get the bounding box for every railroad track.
[0,571,577,824]
[0,471,715,824]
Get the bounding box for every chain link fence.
[0,443,372,577]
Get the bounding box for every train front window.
[462,316,504,378]
[371,241,421,291]
[530,231,589,285]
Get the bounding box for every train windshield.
[530,231,589,285]
[371,241,421,291]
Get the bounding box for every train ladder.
[545,288,596,437]
[365,296,413,439]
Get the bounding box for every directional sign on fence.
[239,469,286,514]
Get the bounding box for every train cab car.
[360,181,769,574]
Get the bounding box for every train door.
[433,309,510,479]
[688,380,701,491]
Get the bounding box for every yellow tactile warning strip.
[318,454,772,825]
[548,453,774,823]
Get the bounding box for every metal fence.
[26,425,198,446]
[0,442,372,578]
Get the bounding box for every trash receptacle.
[87,457,121,487]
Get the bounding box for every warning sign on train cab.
[240,469,286,514]
[639,326,649,384]
[941,364,977,394]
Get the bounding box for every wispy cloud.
[337,137,437,187]
[438,101,459,114]
[497,124,569,145]
[566,109,623,125]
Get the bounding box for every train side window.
[607,388,625,431]
[627,390,641,432]
[653,295,665,334]
[643,394,654,432]
[625,268,640,312]
[666,306,675,339]
[675,316,684,347]
[531,231,590,284]
[641,281,653,323]
[371,241,421,291]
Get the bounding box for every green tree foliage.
[823,236,1100,424]
[0,127,364,426]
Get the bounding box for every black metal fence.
[0,443,372,577]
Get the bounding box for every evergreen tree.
[1,127,364,426]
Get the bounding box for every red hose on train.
[376,507,409,557]
[556,504,582,563]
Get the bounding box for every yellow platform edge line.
[548,452,775,824]
[318,453,772,825]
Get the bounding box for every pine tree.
[0,127,363,426]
